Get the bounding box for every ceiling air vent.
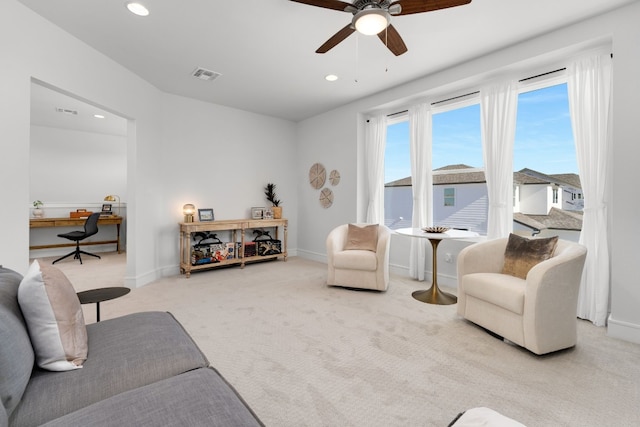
[191,67,221,82]
[55,107,78,115]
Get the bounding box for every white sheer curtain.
[480,81,519,239]
[365,115,387,224]
[567,53,612,326]
[408,103,433,280]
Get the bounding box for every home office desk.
[29,216,123,253]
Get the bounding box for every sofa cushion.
[333,250,377,271]
[502,233,558,279]
[9,311,209,427]
[462,273,526,315]
[344,224,378,252]
[17,260,88,371]
[40,368,263,427]
[0,268,34,420]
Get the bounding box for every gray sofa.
[0,266,263,427]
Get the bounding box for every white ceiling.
[31,82,128,137]
[21,0,637,131]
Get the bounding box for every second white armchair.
[457,236,587,355]
[326,224,391,291]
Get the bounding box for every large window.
[382,79,580,238]
[383,120,411,229]
[514,83,576,174]
[432,102,484,233]
[513,82,581,239]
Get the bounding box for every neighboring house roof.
[433,171,486,185]
[550,173,582,189]
[386,166,582,189]
[434,164,473,171]
[518,168,582,189]
[385,177,412,187]
[514,207,583,231]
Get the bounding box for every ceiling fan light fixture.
[353,9,390,36]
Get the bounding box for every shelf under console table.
[179,218,288,278]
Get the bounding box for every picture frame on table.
[251,207,266,220]
[101,204,112,212]
[198,208,215,222]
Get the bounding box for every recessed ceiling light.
[94,114,105,119]
[325,74,338,82]
[126,2,149,17]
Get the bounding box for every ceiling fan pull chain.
[384,27,389,74]
[354,33,359,83]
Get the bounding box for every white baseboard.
[607,314,640,345]
[296,249,326,264]
[125,266,164,289]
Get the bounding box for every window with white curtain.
[381,77,580,237]
[514,81,582,239]
[383,119,411,229]
[432,102,485,233]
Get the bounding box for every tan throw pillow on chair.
[344,224,379,252]
[502,233,559,279]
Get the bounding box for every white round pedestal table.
[396,228,479,305]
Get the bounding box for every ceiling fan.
[290,0,472,56]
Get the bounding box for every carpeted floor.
[43,253,640,427]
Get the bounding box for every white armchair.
[326,224,391,291]
[457,237,587,355]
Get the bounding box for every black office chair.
[53,212,102,264]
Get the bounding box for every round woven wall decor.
[309,163,326,189]
[329,169,340,186]
[319,187,333,209]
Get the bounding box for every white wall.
[296,3,640,343]
[1,1,297,290]
[295,110,358,262]
[156,93,297,273]
[30,125,127,203]
[519,184,550,214]
[433,183,488,234]
[384,186,412,228]
[1,0,163,286]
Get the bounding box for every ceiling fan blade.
[289,0,355,12]
[390,0,472,16]
[316,24,356,54]
[377,24,408,56]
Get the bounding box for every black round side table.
[76,287,130,322]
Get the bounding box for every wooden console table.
[179,218,287,278]
[29,216,123,253]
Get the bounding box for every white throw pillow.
[18,260,88,371]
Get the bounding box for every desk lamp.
[183,204,196,223]
[104,195,121,216]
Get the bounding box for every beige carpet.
[42,253,640,427]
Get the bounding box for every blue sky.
[384,83,578,183]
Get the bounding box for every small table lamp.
[104,195,121,216]
[183,204,196,223]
